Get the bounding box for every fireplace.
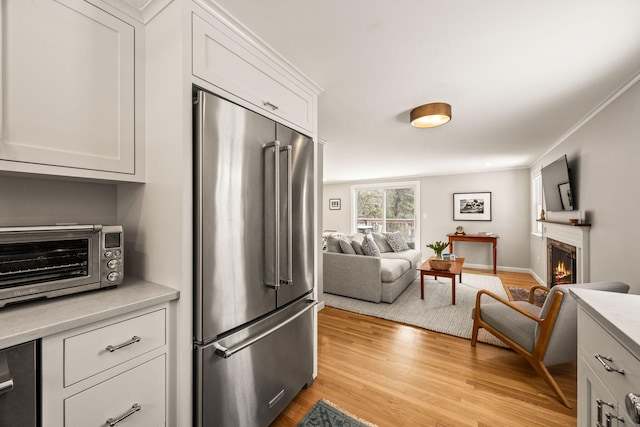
[547,238,576,286]
[542,221,590,285]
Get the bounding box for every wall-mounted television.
[541,155,574,211]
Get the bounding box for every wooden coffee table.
[417,257,465,305]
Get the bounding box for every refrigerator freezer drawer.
[195,300,315,427]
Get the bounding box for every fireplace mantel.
[542,221,590,284]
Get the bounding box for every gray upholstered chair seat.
[478,301,540,353]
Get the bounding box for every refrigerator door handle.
[263,140,281,290]
[213,300,317,359]
[280,145,293,286]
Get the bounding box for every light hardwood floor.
[271,268,577,427]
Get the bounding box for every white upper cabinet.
[0,0,143,181]
[192,8,318,135]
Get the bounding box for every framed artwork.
[558,182,573,210]
[453,192,492,221]
[329,198,341,210]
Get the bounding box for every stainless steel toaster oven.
[0,225,124,308]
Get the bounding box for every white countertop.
[0,277,180,349]
[571,288,640,357]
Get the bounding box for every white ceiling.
[212,0,640,183]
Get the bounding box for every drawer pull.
[262,100,279,111]
[106,403,141,426]
[595,354,625,374]
[106,336,141,353]
[605,412,625,427]
[597,399,615,425]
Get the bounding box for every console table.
[447,233,499,274]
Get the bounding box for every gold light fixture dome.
[410,102,452,128]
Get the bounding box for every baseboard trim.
[463,263,530,274]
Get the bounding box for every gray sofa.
[323,233,422,303]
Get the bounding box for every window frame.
[532,172,543,236]
[351,181,420,247]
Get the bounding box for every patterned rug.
[297,399,377,427]
[507,286,546,307]
[323,273,507,347]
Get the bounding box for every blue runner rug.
[297,399,376,427]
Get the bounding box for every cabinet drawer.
[64,355,165,427]
[192,12,314,133]
[579,310,640,409]
[64,309,166,386]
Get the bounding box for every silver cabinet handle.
[595,354,625,374]
[626,393,640,423]
[605,412,625,427]
[106,336,141,353]
[262,100,279,111]
[106,403,141,426]
[597,399,615,426]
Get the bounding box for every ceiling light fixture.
[410,102,452,128]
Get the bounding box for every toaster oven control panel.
[102,227,124,285]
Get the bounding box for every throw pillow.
[386,231,410,252]
[326,236,343,253]
[350,240,365,255]
[361,234,381,257]
[372,233,393,253]
[339,238,356,254]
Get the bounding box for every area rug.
[508,286,546,307]
[323,273,507,347]
[297,399,377,427]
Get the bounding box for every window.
[532,173,542,235]
[352,182,419,243]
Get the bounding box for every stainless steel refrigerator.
[193,88,316,427]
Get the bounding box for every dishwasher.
[0,340,38,426]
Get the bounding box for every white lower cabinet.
[42,305,168,426]
[65,355,165,427]
[577,307,638,426]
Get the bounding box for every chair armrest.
[528,285,549,305]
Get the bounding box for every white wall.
[324,168,531,270]
[530,77,640,294]
[0,175,117,227]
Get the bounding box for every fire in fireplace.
[547,238,577,286]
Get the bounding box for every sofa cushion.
[361,234,381,257]
[385,232,410,252]
[372,233,393,253]
[339,238,356,254]
[326,236,343,253]
[350,240,364,255]
[380,249,422,269]
[380,258,410,282]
